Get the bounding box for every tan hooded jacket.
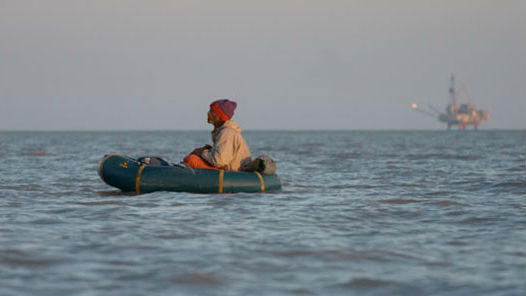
[200,120,251,171]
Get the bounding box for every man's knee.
[184,154,217,170]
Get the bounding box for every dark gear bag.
[242,155,277,174]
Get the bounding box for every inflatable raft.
[99,154,282,194]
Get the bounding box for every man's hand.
[191,145,212,156]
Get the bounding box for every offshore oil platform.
[412,75,489,130]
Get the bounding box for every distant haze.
[1,0,524,130]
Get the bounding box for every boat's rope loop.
[135,164,146,194]
[254,171,265,193]
[218,170,224,193]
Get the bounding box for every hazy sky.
[1,0,524,130]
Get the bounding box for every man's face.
[207,109,216,124]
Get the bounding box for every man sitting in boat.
[183,99,252,171]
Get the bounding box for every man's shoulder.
[219,121,242,134]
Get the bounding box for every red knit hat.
[210,99,237,121]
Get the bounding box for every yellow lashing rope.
[218,170,224,193]
[135,165,146,194]
[254,171,265,193]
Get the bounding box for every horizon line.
[0,128,524,132]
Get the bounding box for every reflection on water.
[0,130,525,296]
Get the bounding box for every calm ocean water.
[0,130,524,296]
